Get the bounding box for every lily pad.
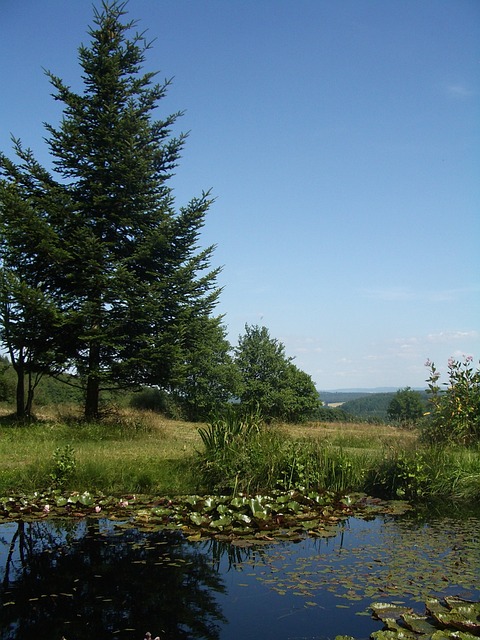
[77,492,94,507]
[371,603,414,621]
[189,512,208,527]
[433,608,480,634]
[210,516,233,529]
[402,613,439,635]
[431,632,479,640]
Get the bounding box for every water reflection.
[1,513,479,640]
[1,519,227,639]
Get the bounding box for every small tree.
[423,357,480,445]
[387,387,424,427]
[235,324,320,422]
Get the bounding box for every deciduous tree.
[235,324,320,422]
[387,387,424,426]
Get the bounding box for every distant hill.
[318,389,429,420]
[319,391,375,405]
[340,393,396,420]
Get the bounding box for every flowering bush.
[423,356,480,445]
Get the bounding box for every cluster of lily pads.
[0,488,412,540]
[337,597,480,640]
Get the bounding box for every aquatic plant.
[0,487,411,540]
[336,597,480,640]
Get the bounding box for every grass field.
[0,404,478,501]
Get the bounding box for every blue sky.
[1,0,479,390]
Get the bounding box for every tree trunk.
[25,370,35,419]
[14,359,26,420]
[84,339,101,420]
[85,374,100,420]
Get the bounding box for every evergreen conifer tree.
[0,1,221,418]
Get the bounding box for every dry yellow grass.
[277,420,418,449]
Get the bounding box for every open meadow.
[1,404,478,502]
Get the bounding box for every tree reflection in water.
[0,519,229,640]
[3,512,479,640]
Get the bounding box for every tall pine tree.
[0,1,221,418]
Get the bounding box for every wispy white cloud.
[427,330,479,343]
[446,83,474,98]
[282,326,479,390]
[360,285,480,303]
[360,287,417,301]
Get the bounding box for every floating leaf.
[235,513,252,524]
[287,500,301,513]
[203,497,217,512]
[78,492,94,507]
[371,603,413,621]
[210,516,232,529]
[230,496,247,509]
[402,613,438,635]
[151,507,171,517]
[189,512,207,527]
[371,630,416,640]
[434,608,480,634]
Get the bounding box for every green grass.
[0,406,202,495]
[0,404,478,502]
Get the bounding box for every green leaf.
[78,492,93,507]
[210,515,232,529]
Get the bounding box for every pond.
[1,507,479,640]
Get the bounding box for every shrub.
[129,387,181,418]
[366,449,430,499]
[422,356,480,445]
[197,407,268,492]
[197,409,373,496]
[50,444,77,488]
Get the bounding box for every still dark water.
[1,509,479,640]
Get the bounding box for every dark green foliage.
[0,1,221,419]
[234,324,320,422]
[387,387,426,426]
[311,406,358,422]
[341,393,398,420]
[130,387,181,418]
[168,316,240,421]
[0,179,69,418]
[319,391,376,404]
[0,356,16,402]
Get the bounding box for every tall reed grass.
[196,411,480,501]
